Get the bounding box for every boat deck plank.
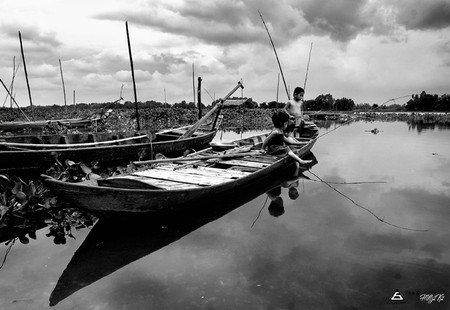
[133,168,236,186]
[99,174,202,190]
[159,164,250,178]
[215,159,270,169]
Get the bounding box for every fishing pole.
[303,42,313,91]
[258,10,290,101]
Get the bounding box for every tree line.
[2,91,448,116]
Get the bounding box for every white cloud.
[0,0,448,107]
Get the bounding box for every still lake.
[1,120,449,310]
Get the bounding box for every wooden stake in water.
[19,31,34,119]
[125,21,140,131]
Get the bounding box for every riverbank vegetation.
[1,91,449,132]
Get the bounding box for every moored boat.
[0,123,219,174]
[0,82,243,174]
[0,117,100,136]
[48,160,316,306]
[41,133,317,213]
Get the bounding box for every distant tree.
[372,104,379,110]
[405,91,439,111]
[303,99,317,111]
[173,100,189,108]
[243,99,258,108]
[259,102,269,109]
[434,94,450,111]
[335,97,355,111]
[314,94,335,110]
[268,101,282,109]
[355,103,372,111]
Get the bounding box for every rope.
[0,238,16,269]
[251,195,269,228]
[306,170,428,232]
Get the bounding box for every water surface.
[1,120,449,309]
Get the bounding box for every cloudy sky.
[1,0,449,107]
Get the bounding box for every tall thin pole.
[258,10,290,101]
[197,77,202,120]
[125,21,140,130]
[19,31,34,119]
[73,90,76,106]
[303,42,313,92]
[276,72,280,102]
[0,78,30,121]
[192,63,196,105]
[59,59,67,114]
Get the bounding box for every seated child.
[261,111,312,165]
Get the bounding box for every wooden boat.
[48,160,316,306]
[0,82,243,174]
[41,133,317,213]
[0,117,100,136]
[0,124,218,174]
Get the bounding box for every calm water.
[1,120,449,310]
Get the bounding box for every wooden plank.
[157,165,249,179]
[133,168,234,186]
[99,175,202,190]
[229,166,260,172]
[214,159,269,169]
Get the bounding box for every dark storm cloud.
[295,0,376,42]
[394,0,450,30]
[95,0,448,49]
[2,23,61,48]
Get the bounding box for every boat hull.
[42,136,316,213]
[0,129,216,173]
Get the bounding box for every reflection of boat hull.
[49,156,315,306]
[0,126,217,173]
[42,134,316,213]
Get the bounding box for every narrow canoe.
[0,124,218,173]
[48,163,316,306]
[42,133,317,213]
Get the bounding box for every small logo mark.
[388,289,407,304]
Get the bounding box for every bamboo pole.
[133,150,262,165]
[303,42,313,92]
[179,81,243,139]
[276,72,280,102]
[258,10,290,101]
[19,31,34,119]
[0,78,30,121]
[192,63,195,105]
[59,59,67,115]
[0,134,150,149]
[197,77,202,119]
[125,21,140,131]
[2,57,20,108]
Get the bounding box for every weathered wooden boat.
[0,82,243,174]
[48,160,316,306]
[41,132,317,213]
[0,117,100,136]
[0,124,219,173]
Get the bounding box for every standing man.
[284,87,305,137]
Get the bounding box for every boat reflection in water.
[49,153,318,306]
